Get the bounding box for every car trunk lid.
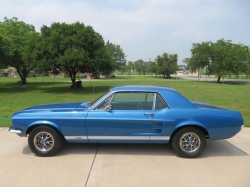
[190,100,225,110]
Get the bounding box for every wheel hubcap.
[34,131,54,152]
[179,132,200,153]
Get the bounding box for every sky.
[0,0,249,64]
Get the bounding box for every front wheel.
[28,126,63,157]
[171,127,206,158]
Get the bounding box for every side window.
[112,92,146,102]
[155,94,168,110]
[110,92,154,110]
[96,95,113,110]
[146,93,154,102]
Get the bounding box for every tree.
[244,47,250,78]
[0,17,38,84]
[134,59,146,75]
[184,39,249,82]
[39,22,114,87]
[119,61,127,75]
[126,61,134,76]
[146,62,157,76]
[226,43,249,78]
[156,53,178,78]
[209,40,232,82]
[183,42,211,78]
[90,47,115,77]
[0,35,5,68]
[106,41,126,71]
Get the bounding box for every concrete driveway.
[0,127,249,187]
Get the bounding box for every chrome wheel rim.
[34,131,54,152]
[179,132,200,153]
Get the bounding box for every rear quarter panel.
[154,108,243,140]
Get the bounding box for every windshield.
[88,89,111,108]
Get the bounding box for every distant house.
[50,71,86,78]
[144,61,152,67]
[2,67,17,77]
[178,65,186,71]
[86,73,113,79]
[50,71,70,78]
[0,67,43,78]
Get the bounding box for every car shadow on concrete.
[22,143,99,156]
[22,140,248,158]
[200,140,247,158]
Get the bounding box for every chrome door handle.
[144,113,154,118]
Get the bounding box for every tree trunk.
[21,78,27,84]
[16,68,28,85]
[217,76,221,83]
[69,70,83,88]
[69,71,77,88]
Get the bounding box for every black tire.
[171,127,206,158]
[28,126,63,157]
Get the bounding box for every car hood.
[13,102,90,115]
[190,100,225,110]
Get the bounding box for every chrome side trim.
[65,136,88,140]
[150,136,170,140]
[64,136,170,141]
[88,136,149,140]
[9,127,22,134]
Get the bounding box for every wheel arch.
[26,124,65,141]
[170,125,209,143]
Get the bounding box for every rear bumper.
[241,124,244,130]
[9,126,22,136]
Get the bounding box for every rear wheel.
[28,126,63,157]
[171,127,206,158]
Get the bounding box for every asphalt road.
[0,127,250,187]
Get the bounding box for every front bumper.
[9,126,22,136]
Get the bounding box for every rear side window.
[155,94,168,110]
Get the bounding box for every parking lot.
[0,127,249,187]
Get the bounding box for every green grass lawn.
[0,76,249,127]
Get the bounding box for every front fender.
[26,121,61,135]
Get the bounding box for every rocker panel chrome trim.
[150,136,170,140]
[65,136,169,141]
[88,136,149,140]
[65,136,88,140]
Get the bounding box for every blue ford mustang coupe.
[9,85,244,158]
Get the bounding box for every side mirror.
[104,105,112,111]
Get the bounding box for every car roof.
[109,85,196,109]
[110,85,176,93]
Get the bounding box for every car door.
[86,92,155,143]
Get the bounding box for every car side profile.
[9,85,244,158]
